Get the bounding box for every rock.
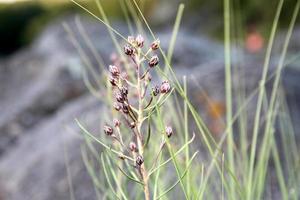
[0,94,103,200]
[0,16,128,155]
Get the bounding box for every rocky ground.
[0,15,299,200]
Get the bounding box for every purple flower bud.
[165,126,173,138]
[136,155,144,166]
[113,102,121,111]
[120,86,128,96]
[152,85,160,96]
[148,55,159,67]
[113,119,121,127]
[124,44,134,56]
[127,36,135,44]
[129,122,136,129]
[103,125,113,136]
[151,39,160,50]
[109,76,118,86]
[115,92,125,103]
[136,34,144,47]
[146,73,152,82]
[122,104,129,114]
[160,80,171,94]
[129,142,137,152]
[109,65,120,77]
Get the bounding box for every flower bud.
[121,72,128,80]
[165,126,173,138]
[136,155,144,166]
[115,92,125,103]
[160,80,171,94]
[109,65,120,77]
[151,39,160,50]
[146,73,152,82]
[127,36,135,44]
[152,85,160,96]
[118,155,125,160]
[124,44,134,56]
[148,55,159,67]
[129,142,137,152]
[122,104,129,114]
[109,76,118,86]
[136,34,144,47]
[129,122,136,129]
[103,125,113,136]
[120,86,128,96]
[113,102,121,111]
[113,119,121,127]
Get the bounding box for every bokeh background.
[0,0,300,199]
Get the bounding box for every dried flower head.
[160,80,171,94]
[129,142,137,152]
[136,34,144,47]
[151,39,160,50]
[113,119,121,127]
[165,126,173,138]
[124,44,134,56]
[136,155,144,166]
[103,125,114,136]
[109,65,120,77]
[148,55,159,67]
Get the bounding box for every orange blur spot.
[246,31,264,53]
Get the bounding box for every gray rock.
[0,94,102,200]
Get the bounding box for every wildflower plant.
[70,0,300,199]
[104,34,173,200]
[73,20,197,197]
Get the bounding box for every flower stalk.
[102,34,172,200]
